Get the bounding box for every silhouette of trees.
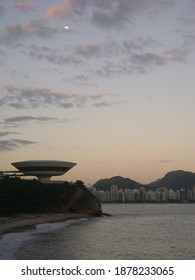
[0,177,99,216]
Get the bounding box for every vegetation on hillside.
[92,171,195,191]
[0,177,102,216]
[148,170,195,189]
[93,176,142,191]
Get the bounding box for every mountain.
[92,176,141,191]
[147,170,195,190]
[92,170,195,191]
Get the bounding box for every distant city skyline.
[92,184,195,203]
[0,0,195,185]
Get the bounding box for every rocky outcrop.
[0,178,102,216]
[67,187,102,216]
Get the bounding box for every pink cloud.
[46,0,73,18]
[12,2,37,12]
[163,49,187,62]
[148,96,156,101]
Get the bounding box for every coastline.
[0,213,90,235]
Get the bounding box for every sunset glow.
[0,0,194,185]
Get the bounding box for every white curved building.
[11,160,76,183]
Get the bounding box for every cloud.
[28,45,82,66]
[0,139,37,152]
[65,74,98,87]
[91,0,134,29]
[0,19,59,45]
[2,116,58,127]
[0,131,20,137]
[0,84,117,110]
[92,102,113,108]
[162,48,188,63]
[91,0,175,29]
[147,96,156,101]
[11,2,37,12]
[178,15,195,24]
[45,0,91,18]
[158,160,172,164]
[131,52,165,67]
[4,116,56,123]
[0,3,4,16]
[0,48,6,66]
[122,37,161,52]
[158,159,182,164]
[27,37,159,68]
[44,0,175,28]
[92,44,191,78]
[74,44,101,58]
[92,100,123,108]
[1,85,74,109]
[46,0,73,18]
[24,35,190,80]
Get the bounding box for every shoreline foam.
[0,213,90,235]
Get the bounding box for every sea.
[0,203,195,260]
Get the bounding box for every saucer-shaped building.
[11,160,76,183]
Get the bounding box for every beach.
[0,204,195,260]
[0,213,90,235]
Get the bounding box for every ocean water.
[0,203,195,260]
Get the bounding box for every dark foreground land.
[0,177,102,234]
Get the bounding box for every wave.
[0,231,32,260]
[0,217,89,260]
[35,218,88,232]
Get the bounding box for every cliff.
[0,178,102,216]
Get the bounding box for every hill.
[147,170,195,190]
[92,170,195,191]
[0,178,102,216]
[92,176,142,191]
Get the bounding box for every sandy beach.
[0,213,90,235]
